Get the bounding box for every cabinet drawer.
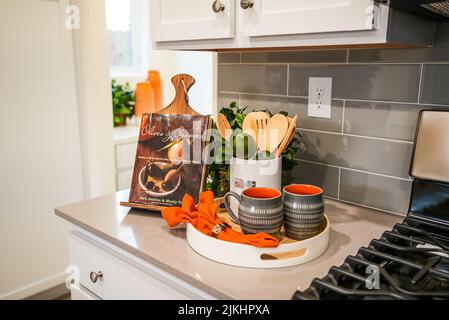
[71,286,99,300]
[115,142,137,170]
[69,232,199,300]
[117,169,133,191]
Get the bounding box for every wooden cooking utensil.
[260,114,289,153]
[242,112,259,140]
[253,112,271,150]
[254,112,270,130]
[260,248,307,260]
[284,126,297,151]
[275,115,298,158]
[216,113,232,140]
[157,74,201,116]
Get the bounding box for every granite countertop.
[55,191,403,300]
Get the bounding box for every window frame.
[109,0,149,78]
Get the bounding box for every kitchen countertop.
[55,191,403,300]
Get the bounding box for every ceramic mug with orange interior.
[224,187,283,238]
[282,184,325,240]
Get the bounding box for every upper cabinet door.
[241,0,376,37]
[150,0,235,42]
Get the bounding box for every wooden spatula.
[242,112,259,141]
[157,74,201,115]
[260,114,289,154]
[275,115,298,158]
[253,112,271,150]
[216,113,232,140]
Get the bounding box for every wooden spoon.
[260,114,289,153]
[216,113,232,140]
[275,115,298,158]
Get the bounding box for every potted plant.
[112,79,135,127]
[206,102,303,198]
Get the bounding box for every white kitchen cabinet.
[116,142,138,170]
[117,169,134,191]
[151,1,435,50]
[113,126,139,191]
[68,230,214,300]
[241,0,375,37]
[70,286,99,300]
[150,0,235,42]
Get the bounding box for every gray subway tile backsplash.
[297,130,413,179]
[290,160,340,199]
[340,170,412,215]
[343,101,427,142]
[348,48,449,63]
[217,46,449,215]
[218,92,239,109]
[218,64,287,95]
[218,52,240,64]
[420,64,449,105]
[241,50,347,64]
[289,64,421,102]
[239,94,343,133]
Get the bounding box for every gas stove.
[293,110,449,300]
[293,215,449,300]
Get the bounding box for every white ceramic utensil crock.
[229,157,282,214]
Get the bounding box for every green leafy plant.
[206,102,303,197]
[112,79,135,127]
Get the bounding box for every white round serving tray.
[187,215,330,269]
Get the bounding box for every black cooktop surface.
[293,216,449,300]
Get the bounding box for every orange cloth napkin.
[162,191,279,248]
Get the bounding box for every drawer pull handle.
[240,0,254,10]
[89,271,103,283]
[212,0,225,13]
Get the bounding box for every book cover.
[128,113,210,207]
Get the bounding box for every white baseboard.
[0,272,67,300]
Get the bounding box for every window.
[105,0,148,76]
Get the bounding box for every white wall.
[0,0,116,299]
[115,51,217,116]
[71,0,116,198]
[0,0,84,299]
[150,51,217,116]
[113,0,217,116]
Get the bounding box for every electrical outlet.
[308,77,332,119]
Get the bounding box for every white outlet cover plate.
[308,77,332,119]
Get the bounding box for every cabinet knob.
[212,0,225,13]
[240,0,254,10]
[89,271,103,283]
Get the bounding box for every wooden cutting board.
[158,74,201,116]
[120,74,208,213]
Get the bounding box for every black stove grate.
[293,217,449,300]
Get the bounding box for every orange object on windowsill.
[134,81,155,117]
[162,191,280,248]
[147,70,163,112]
